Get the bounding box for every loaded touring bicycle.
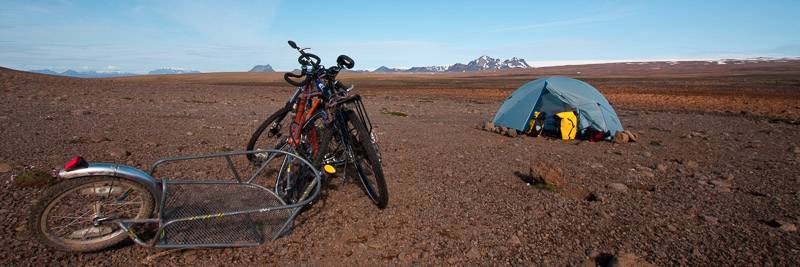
[29,41,387,252]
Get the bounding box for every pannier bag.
[526,111,545,136]
[555,111,577,140]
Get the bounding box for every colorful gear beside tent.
[556,111,577,140]
[492,77,623,140]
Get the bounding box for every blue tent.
[492,77,623,137]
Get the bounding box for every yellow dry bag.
[555,111,577,140]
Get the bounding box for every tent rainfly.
[492,77,623,139]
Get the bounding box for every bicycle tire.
[246,106,292,165]
[29,176,155,252]
[345,110,388,208]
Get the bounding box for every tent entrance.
[525,90,573,137]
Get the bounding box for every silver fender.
[58,163,162,201]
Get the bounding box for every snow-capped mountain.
[373,56,532,73]
[249,64,275,72]
[407,65,450,72]
[148,68,200,75]
[446,56,531,72]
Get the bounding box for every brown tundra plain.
[1,60,800,265]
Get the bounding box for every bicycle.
[247,40,388,208]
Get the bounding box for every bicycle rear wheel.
[345,110,388,208]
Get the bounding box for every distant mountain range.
[30,69,137,78]
[249,64,275,72]
[148,68,200,75]
[373,56,532,73]
[29,68,201,78]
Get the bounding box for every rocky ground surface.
[1,67,799,266]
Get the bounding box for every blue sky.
[1,0,798,73]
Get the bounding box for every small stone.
[466,247,482,259]
[642,151,652,157]
[186,131,194,136]
[780,223,797,232]
[607,183,628,192]
[144,141,159,147]
[700,214,719,224]
[612,253,655,267]
[684,160,699,169]
[623,130,638,142]
[666,224,678,232]
[71,109,91,116]
[590,163,604,169]
[508,235,522,246]
[710,180,731,188]
[640,170,656,178]
[790,146,800,154]
[107,148,131,158]
[484,121,495,131]
[0,163,11,173]
[722,173,735,181]
[506,129,518,137]
[614,131,629,144]
[655,163,668,172]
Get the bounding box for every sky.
[1,0,799,73]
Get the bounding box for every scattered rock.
[612,252,655,267]
[655,163,668,172]
[640,170,656,178]
[0,163,10,173]
[186,131,194,136]
[699,214,719,225]
[765,219,798,232]
[483,121,495,131]
[506,129,518,138]
[529,160,564,188]
[623,130,638,142]
[666,224,678,232]
[722,173,735,181]
[790,146,800,154]
[607,183,628,192]
[780,223,798,233]
[683,160,699,169]
[614,131,630,144]
[710,179,731,188]
[107,148,131,158]
[508,235,522,246]
[466,247,482,259]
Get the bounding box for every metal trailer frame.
[60,149,322,249]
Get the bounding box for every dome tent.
[492,77,623,139]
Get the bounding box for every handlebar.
[283,71,309,87]
[283,40,355,89]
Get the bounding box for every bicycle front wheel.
[247,106,292,165]
[345,110,388,209]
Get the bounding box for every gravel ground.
[1,68,799,266]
